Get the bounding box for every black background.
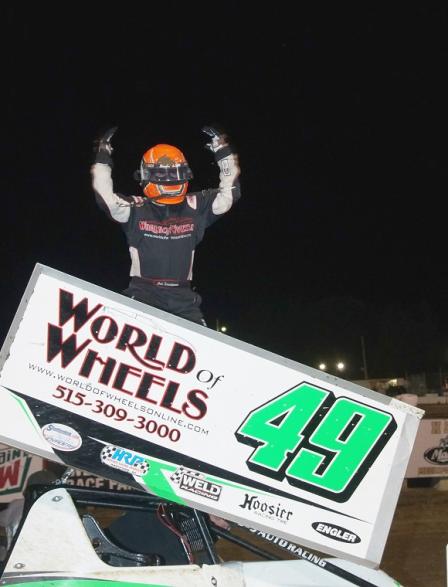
[2,4,447,379]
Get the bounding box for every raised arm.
[91,127,133,223]
[202,125,241,215]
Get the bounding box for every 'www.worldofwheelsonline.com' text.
[27,363,209,435]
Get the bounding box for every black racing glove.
[93,126,118,166]
[202,124,234,162]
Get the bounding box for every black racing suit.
[91,151,241,324]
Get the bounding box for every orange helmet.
[136,144,193,205]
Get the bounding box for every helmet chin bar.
[143,180,188,204]
[153,192,183,202]
[158,183,186,196]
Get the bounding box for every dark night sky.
[2,5,447,377]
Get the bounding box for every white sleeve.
[212,153,241,215]
[91,163,131,223]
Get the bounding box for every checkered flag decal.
[170,466,203,485]
[135,460,150,475]
[101,445,116,460]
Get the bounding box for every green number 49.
[235,382,397,502]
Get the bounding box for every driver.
[91,126,241,326]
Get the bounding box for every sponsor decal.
[424,436,448,465]
[0,447,32,496]
[45,289,209,422]
[248,528,327,566]
[239,493,293,523]
[138,220,194,236]
[100,445,149,477]
[42,423,82,452]
[312,522,361,544]
[170,466,222,501]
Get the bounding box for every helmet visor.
[140,163,193,185]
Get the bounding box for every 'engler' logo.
[100,445,149,477]
[312,522,361,544]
